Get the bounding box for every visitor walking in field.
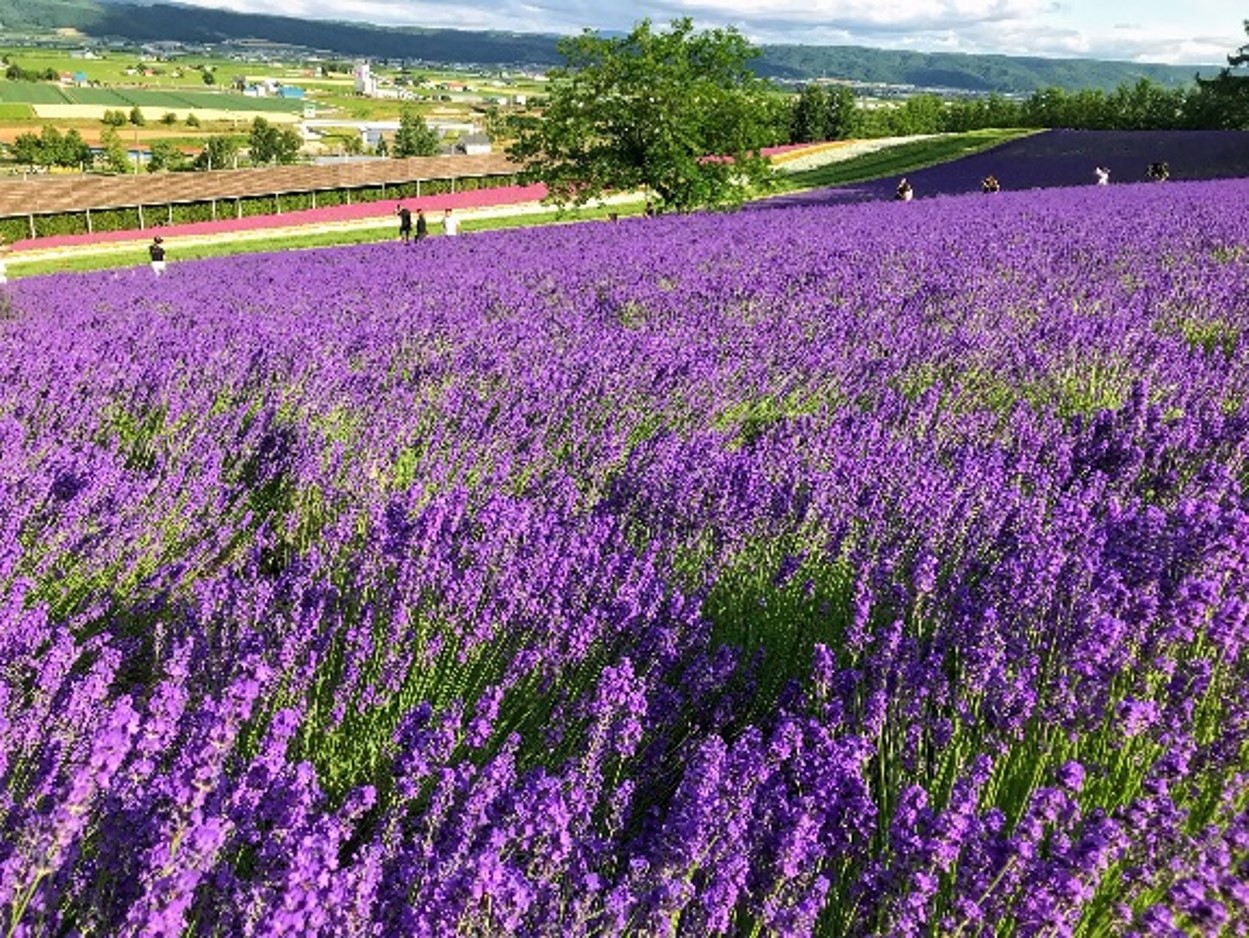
[981,175,1001,193]
[149,236,166,276]
[415,208,428,241]
[1094,166,1110,185]
[895,178,913,201]
[396,204,412,243]
[442,208,459,237]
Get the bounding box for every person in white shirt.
[1094,166,1110,186]
[443,208,459,237]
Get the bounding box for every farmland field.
[56,85,305,112]
[0,79,71,105]
[2,179,1248,934]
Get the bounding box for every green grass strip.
[773,128,1039,193]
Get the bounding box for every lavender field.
[768,129,1249,208]
[2,178,1248,935]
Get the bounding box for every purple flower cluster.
[2,177,1248,934]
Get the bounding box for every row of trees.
[6,116,299,172]
[9,126,92,169]
[4,63,58,82]
[790,76,1249,141]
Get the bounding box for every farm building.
[455,133,492,155]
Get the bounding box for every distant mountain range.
[0,0,1224,93]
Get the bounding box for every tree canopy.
[10,125,91,169]
[508,18,777,212]
[790,84,861,143]
[248,117,302,165]
[192,135,240,171]
[1193,19,1249,129]
[392,106,440,158]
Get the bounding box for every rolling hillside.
[0,0,1223,93]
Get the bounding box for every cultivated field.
[1,171,1248,935]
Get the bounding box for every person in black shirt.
[415,208,428,241]
[396,203,412,243]
[149,236,166,275]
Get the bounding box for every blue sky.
[168,0,1245,64]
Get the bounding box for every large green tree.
[508,18,776,212]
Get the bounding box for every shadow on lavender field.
[759,128,1249,209]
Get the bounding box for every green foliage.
[202,68,216,86]
[9,130,40,165]
[827,77,1215,141]
[4,62,57,82]
[0,217,26,243]
[185,112,201,127]
[101,108,127,127]
[508,18,777,212]
[790,84,861,143]
[790,83,829,143]
[238,194,281,217]
[147,139,186,173]
[168,202,217,224]
[391,105,440,157]
[1192,19,1249,129]
[128,104,145,126]
[10,124,91,168]
[825,84,861,139]
[247,116,302,165]
[99,124,131,174]
[192,134,241,170]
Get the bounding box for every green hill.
[0,0,1224,93]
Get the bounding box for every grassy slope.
[773,128,1037,192]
